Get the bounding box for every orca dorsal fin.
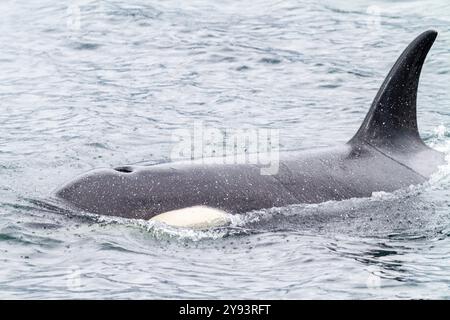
[349,30,437,152]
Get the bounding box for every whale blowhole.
[114,166,134,173]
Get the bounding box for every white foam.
[427,125,450,185]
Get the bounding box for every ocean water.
[1,0,450,299]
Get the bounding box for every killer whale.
[54,30,445,224]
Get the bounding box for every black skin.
[55,30,445,220]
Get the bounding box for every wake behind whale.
[54,30,445,228]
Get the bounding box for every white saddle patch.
[150,206,230,229]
